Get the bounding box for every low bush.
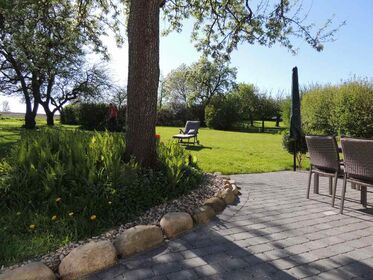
[60,104,79,125]
[0,128,202,265]
[61,103,126,131]
[282,130,308,168]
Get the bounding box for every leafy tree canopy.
[0,0,119,126]
[162,0,344,59]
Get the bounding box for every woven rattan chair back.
[341,138,373,182]
[305,135,340,173]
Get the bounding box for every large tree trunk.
[125,0,159,167]
[24,98,38,129]
[45,109,54,126]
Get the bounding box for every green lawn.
[0,117,296,266]
[157,126,293,174]
[1,116,295,174]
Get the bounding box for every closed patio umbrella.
[290,66,302,171]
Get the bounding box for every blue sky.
[1,0,373,112]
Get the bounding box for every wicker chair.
[305,135,343,207]
[340,138,373,214]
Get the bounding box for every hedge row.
[302,81,373,137]
[61,103,126,131]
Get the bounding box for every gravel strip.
[1,174,226,273]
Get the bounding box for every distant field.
[0,116,297,174]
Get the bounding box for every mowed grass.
[157,126,293,174]
[1,116,294,174]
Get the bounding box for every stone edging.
[0,177,240,280]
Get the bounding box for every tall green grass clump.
[0,128,202,265]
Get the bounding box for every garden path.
[89,171,373,279]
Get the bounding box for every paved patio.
[89,171,373,280]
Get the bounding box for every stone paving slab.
[89,171,373,279]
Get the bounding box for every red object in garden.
[155,134,160,139]
[109,104,118,119]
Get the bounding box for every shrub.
[282,130,308,168]
[60,104,79,125]
[157,107,183,126]
[301,80,373,137]
[62,103,126,131]
[0,129,202,264]
[301,86,338,135]
[205,96,240,130]
[334,81,373,137]
[78,103,109,130]
[281,98,291,127]
[156,104,205,127]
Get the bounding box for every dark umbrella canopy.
[290,66,301,141]
[290,66,301,171]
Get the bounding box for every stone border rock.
[0,175,240,280]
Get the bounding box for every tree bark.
[261,118,265,133]
[249,112,254,127]
[275,115,280,127]
[24,99,38,129]
[125,0,159,167]
[45,109,54,126]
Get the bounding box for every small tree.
[188,57,237,123]
[232,83,258,126]
[282,130,308,168]
[162,64,192,107]
[256,93,278,132]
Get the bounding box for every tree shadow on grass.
[184,145,212,151]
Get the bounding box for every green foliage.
[0,1,120,127]
[156,105,204,127]
[301,81,373,137]
[334,81,373,137]
[78,103,110,130]
[281,98,291,127]
[231,83,258,123]
[302,86,338,135]
[0,129,202,265]
[162,1,342,58]
[60,105,79,125]
[62,103,126,131]
[205,96,240,130]
[187,57,237,106]
[282,130,308,168]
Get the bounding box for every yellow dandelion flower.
[29,224,36,229]
[16,212,21,216]
[90,215,97,221]
[56,197,62,202]
[68,212,74,217]
[51,215,57,221]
